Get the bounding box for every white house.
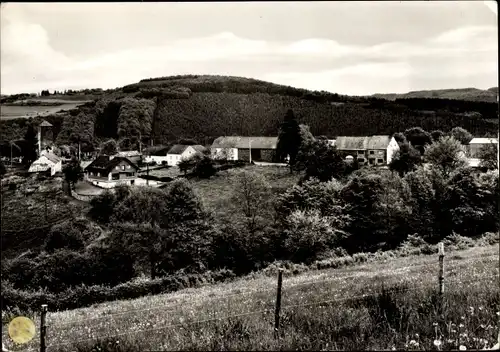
[465,137,498,169]
[335,135,400,166]
[28,152,62,176]
[467,137,498,158]
[142,145,170,165]
[166,144,206,166]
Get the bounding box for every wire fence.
[5,244,500,352]
[39,274,499,351]
[45,252,499,329]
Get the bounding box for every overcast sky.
[1,1,497,96]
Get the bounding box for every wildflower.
[415,333,419,338]
[459,323,464,328]
[409,340,419,347]
[434,339,442,347]
[461,316,465,320]
[433,322,439,327]
[459,345,466,350]
[479,307,483,311]
[392,347,396,351]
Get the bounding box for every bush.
[281,210,340,264]
[1,268,236,312]
[44,221,85,253]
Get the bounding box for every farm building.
[166,144,206,166]
[143,145,170,165]
[115,150,142,164]
[84,156,139,188]
[335,135,399,166]
[211,136,277,162]
[28,152,62,176]
[466,137,498,158]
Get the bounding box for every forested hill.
[1,75,498,149]
[372,87,498,103]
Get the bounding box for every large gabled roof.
[335,135,392,150]
[167,144,206,155]
[39,120,53,127]
[211,136,278,149]
[469,137,498,144]
[85,156,139,173]
[143,145,169,155]
[42,152,61,164]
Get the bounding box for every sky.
[0,1,498,96]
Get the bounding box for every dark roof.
[39,120,53,127]
[144,145,169,155]
[191,145,206,153]
[85,156,139,173]
[335,135,392,150]
[167,145,190,155]
[211,136,277,149]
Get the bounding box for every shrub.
[44,221,85,252]
[281,210,340,264]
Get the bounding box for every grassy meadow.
[3,244,498,351]
[190,165,300,218]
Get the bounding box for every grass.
[3,244,498,351]
[190,165,300,218]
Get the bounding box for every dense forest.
[1,75,498,151]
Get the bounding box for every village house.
[466,137,498,169]
[142,145,170,165]
[211,136,277,162]
[84,155,139,188]
[335,135,400,166]
[115,150,142,164]
[28,151,62,176]
[166,144,206,166]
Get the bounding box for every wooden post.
[274,268,284,338]
[40,304,47,352]
[438,242,445,295]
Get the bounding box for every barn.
[211,136,277,162]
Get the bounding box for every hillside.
[5,243,498,351]
[372,87,498,103]
[1,75,498,147]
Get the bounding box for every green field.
[4,244,497,351]
[0,99,90,120]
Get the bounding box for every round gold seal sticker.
[8,317,36,344]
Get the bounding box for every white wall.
[167,146,201,166]
[144,155,168,165]
[386,137,400,165]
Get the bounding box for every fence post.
[438,242,445,296]
[274,268,284,338]
[40,304,47,352]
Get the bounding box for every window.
[369,151,374,155]
[357,150,364,155]
[116,166,120,170]
[112,173,119,180]
[377,159,384,164]
[127,165,131,169]
[122,165,125,170]
[357,158,365,163]
[369,159,375,165]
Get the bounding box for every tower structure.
[37,120,53,157]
